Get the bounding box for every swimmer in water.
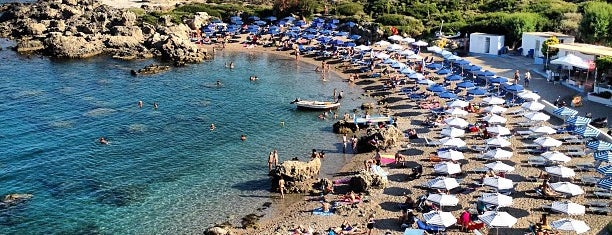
[216,80,222,86]
[240,134,246,141]
[210,123,215,131]
[99,137,108,145]
[229,62,235,69]
[138,100,143,108]
[153,102,158,110]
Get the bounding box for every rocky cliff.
[0,0,210,64]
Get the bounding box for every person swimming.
[216,80,222,86]
[153,102,158,110]
[249,76,258,81]
[99,137,108,145]
[210,123,215,131]
[138,100,143,108]
[240,134,246,141]
[229,62,235,69]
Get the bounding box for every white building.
[469,33,504,55]
[521,32,575,58]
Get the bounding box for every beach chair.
[575,162,594,171]
[566,151,586,157]
[587,207,611,215]
[423,138,442,147]
[527,156,549,167]
[593,189,612,198]
[586,201,610,208]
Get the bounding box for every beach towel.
[333,177,351,185]
[312,207,334,216]
[379,154,396,165]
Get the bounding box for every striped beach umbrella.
[478,211,517,228]
[551,219,590,234]
[483,177,514,190]
[551,201,585,215]
[426,177,460,190]
[426,194,459,207]
[549,182,584,196]
[553,107,579,117]
[574,126,600,138]
[565,116,591,126]
[586,140,612,151]
[594,151,612,162]
[478,192,513,207]
[596,178,612,190]
[596,165,612,177]
[545,165,576,178]
[422,211,456,227]
[434,162,462,175]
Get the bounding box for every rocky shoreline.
[0,0,211,65]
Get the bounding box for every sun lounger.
[471,167,489,174]
[566,151,586,157]
[593,190,612,199]
[527,156,549,167]
[585,201,610,208]
[523,144,540,149]
[565,139,587,145]
[587,207,611,215]
[423,138,442,147]
[580,176,601,186]
[575,162,594,171]
[516,130,534,136]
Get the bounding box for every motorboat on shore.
[290,98,340,110]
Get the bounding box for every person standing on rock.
[342,134,348,153]
[268,151,275,172]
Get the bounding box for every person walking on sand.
[278,177,285,199]
[366,214,375,235]
[513,70,520,84]
[524,71,531,87]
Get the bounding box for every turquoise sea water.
[0,39,369,234]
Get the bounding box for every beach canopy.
[467,87,487,96]
[483,114,507,124]
[427,84,446,93]
[550,218,590,234]
[354,45,371,51]
[486,126,511,136]
[387,44,404,51]
[549,182,584,196]
[521,101,545,111]
[553,107,578,117]
[551,201,586,215]
[426,177,460,190]
[541,151,571,163]
[445,74,463,81]
[483,148,513,160]
[422,211,455,227]
[478,192,513,207]
[402,37,416,43]
[485,137,512,147]
[427,46,442,53]
[434,162,462,175]
[517,91,541,101]
[596,165,612,177]
[565,116,591,126]
[485,161,515,173]
[444,117,469,128]
[438,92,458,99]
[534,136,563,148]
[483,176,514,190]
[488,77,509,84]
[478,211,517,228]
[594,151,612,162]
[426,63,444,70]
[456,81,475,89]
[445,108,468,116]
[476,70,495,77]
[441,127,465,138]
[417,79,435,85]
[454,59,470,66]
[545,165,576,178]
[482,105,507,114]
[426,194,459,207]
[440,137,467,148]
[412,40,428,46]
[550,54,591,69]
[586,140,612,151]
[529,126,557,135]
[438,149,465,161]
[448,100,469,108]
[400,49,415,56]
[523,112,551,122]
[574,126,600,138]
[503,84,524,92]
[597,178,612,190]
[483,97,505,105]
[375,40,391,46]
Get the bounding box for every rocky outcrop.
[0,193,33,209]
[349,170,388,193]
[204,225,234,235]
[0,0,210,64]
[357,125,403,153]
[333,120,358,134]
[270,158,321,194]
[131,64,171,76]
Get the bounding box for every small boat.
[290,99,340,110]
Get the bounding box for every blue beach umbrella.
[264,16,277,22]
[230,16,241,22]
[312,18,324,23]
[596,165,612,177]
[302,34,316,40]
[453,60,470,66]
[409,73,425,80]
[248,16,260,21]
[439,92,457,99]
[436,69,452,75]
[383,58,397,64]
[294,20,306,27]
[457,81,475,89]
[553,107,579,117]
[476,70,495,77]
[349,35,361,40]
[594,151,612,163]
[344,42,356,47]
[597,178,612,191]
[211,18,222,24]
[587,140,612,151]
[329,39,345,46]
[574,126,600,138]
[400,68,416,75]
[324,23,337,30]
[320,30,333,35]
[503,84,524,92]
[284,31,298,38]
[445,74,463,81]
[304,28,317,33]
[283,16,295,21]
[565,116,591,126]
[335,31,349,37]
[427,84,447,93]
[426,63,443,70]
[488,77,508,84]
[465,65,482,71]
[254,20,267,26]
[317,37,331,43]
[467,88,487,96]
[330,19,340,24]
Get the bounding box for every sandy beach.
[199,36,612,235]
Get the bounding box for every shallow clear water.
[0,39,369,234]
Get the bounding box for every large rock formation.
[270,158,321,194]
[0,0,210,64]
[349,170,388,193]
[357,125,403,153]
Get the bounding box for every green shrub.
[336,2,364,16]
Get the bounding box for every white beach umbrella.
[534,136,562,148]
[412,40,428,46]
[551,218,590,234]
[422,211,456,227]
[482,105,507,114]
[354,45,371,51]
[438,149,465,161]
[486,126,511,136]
[375,40,391,47]
[478,192,513,207]
[545,166,576,178]
[444,117,469,128]
[441,127,465,138]
[517,91,540,101]
[485,137,512,148]
[406,54,423,60]
[417,79,436,85]
[483,114,507,124]
[399,49,415,56]
[427,45,442,53]
[485,161,515,172]
[483,97,505,105]
[388,35,403,41]
[445,108,468,116]
[523,112,551,122]
[426,177,460,190]
[540,151,571,163]
[401,37,416,43]
[483,148,513,160]
[521,101,545,111]
[478,211,517,228]
[434,162,462,175]
[549,182,584,196]
[374,52,390,59]
[529,126,557,135]
[448,100,469,108]
[387,43,403,51]
[426,194,459,207]
[410,73,425,80]
[440,137,466,148]
[550,201,586,215]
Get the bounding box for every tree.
[336,2,364,16]
[542,36,560,58]
[579,1,612,45]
